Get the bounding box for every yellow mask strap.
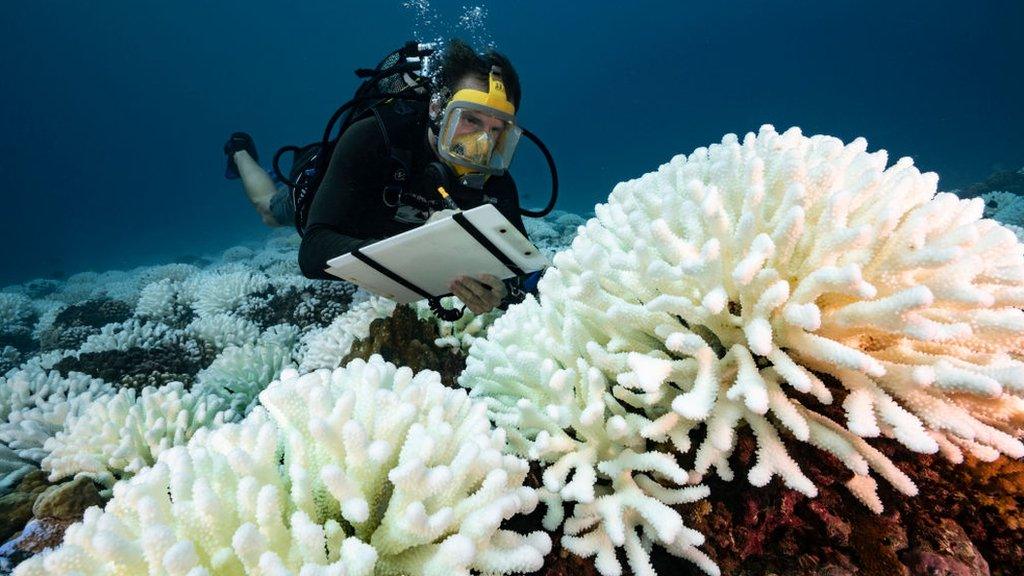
[448,67,516,116]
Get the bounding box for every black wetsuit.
[298,103,534,307]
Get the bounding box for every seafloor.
[1,164,1023,576]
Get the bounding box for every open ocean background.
[1,0,1021,286]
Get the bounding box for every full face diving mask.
[436,66,523,185]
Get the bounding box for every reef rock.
[0,471,49,543]
[343,304,468,388]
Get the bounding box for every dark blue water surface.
[1,0,1021,286]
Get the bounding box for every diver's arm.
[298,118,389,280]
[299,229,381,280]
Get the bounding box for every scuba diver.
[224,39,557,317]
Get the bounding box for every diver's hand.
[450,273,506,315]
[425,208,460,224]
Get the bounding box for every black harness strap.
[452,212,526,276]
[350,249,433,299]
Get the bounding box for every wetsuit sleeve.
[299,118,389,280]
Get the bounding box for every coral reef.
[40,381,226,486]
[14,356,551,576]
[1,136,1020,576]
[460,125,1024,575]
[963,166,1024,197]
[0,368,114,462]
[38,298,132,353]
[193,326,299,417]
[51,343,205,390]
[298,295,398,372]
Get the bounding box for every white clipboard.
[325,203,549,304]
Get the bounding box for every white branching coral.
[76,319,179,354]
[134,278,181,319]
[194,327,299,417]
[0,443,35,496]
[187,312,261,350]
[982,190,1024,223]
[0,292,35,330]
[982,191,1024,242]
[524,209,588,259]
[462,298,717,576]
[40,381,227,486]
[187,269,270,317]
[461,125,1024,574]
[15,355,550,576]
[0,367,114,461]
[298,295,398,372]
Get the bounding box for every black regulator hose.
[272,144,319,188]
[428,297,466,321]
[519,127,559,218]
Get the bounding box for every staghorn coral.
[0,443,36,497]
[238,275,358,330]
[40,381,226,487]
[14,355,550,576]
[460,125,1024,575]
[0,293,36,333]
[193,326,299,417]
[133,278,195,327]
[76,319,180,355]
[187,311,261,351]
[0,367,114,462]
[186,269,270,318]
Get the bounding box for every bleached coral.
[76,319,179,354]
[29,299,66,342]
[0,345,20,374]
[461,125,1024,574]
[134,278,180,319]
[525,209,588,259]
[194,327,299,417]
[187,312,261,350]
[0,443,35,496]
[186,269,270,317]
[0,292,35,330]
[0,367,114,461]
[222,245,256,263]
[463,298,717,576]
[982,191,1024,242]
[15,355,550,576]
[134,262,201,289]
[982,190,1024,223]
[41,381,227,487]
[298,295,397,372]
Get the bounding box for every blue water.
[1,0,1021,286]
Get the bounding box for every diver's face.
[454,108,507,138]
[451,76,508,138]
